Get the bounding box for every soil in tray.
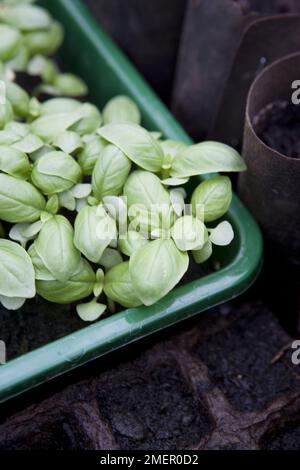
[96,362,213,450]
[0,297,83,361]
[254,100,300,158]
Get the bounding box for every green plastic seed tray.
[0,0,263,403]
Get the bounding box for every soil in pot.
[254,100,300,158]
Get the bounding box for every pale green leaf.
[0,173,46,223]
[129,239,189,306]
[104,261,142,308]
[76,300,106,322]
[98,123,164,172]
[74,205,117,263]
[103,95,141,125]
[31,150,82,195]
[36,258,95,304]
[118,230,149,257]
[0,239,35,298]
[191,176,232,222]
[171,215,207,251]
[171,141,247,178]
[53,131,82,154]
[192,240,213,264]
[92,144,131,201]
[209,221,234,246]
[35,214,81,282]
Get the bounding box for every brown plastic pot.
[238,52,300,266]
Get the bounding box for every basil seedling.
[0,0,246,318]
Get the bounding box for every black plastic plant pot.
[238,52,300,267]
[84,0,187,103]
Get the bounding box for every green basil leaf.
[150,131,162,140]
[77,134,106,175]
[94,268,105,296]
[98,123,164,172]
[0,295,26,310]
[74,205,117,263]
[12,133,44,154]
[0,145,31,179]
[170,188,186,217]
[9,222,32,246]
[0,239,35,299]
[25,21,64,55]
[171,141,247,178]
[36,258,95,304]
[0,173,46,222]
[0,130,19,145]
[129,239,189,306]
[0,4,51,31]
[0,24,21,61]
[58,190,76,211]
[28,242,54,280]
[70,184,92,199]
[124,171,173,233]
[0,101,13,129]
[118,230,149,257]
[30,144,54,162]
[191,176,232,222]
[27,54,58,83]
[31,150,82,195]
[161,177,189,186]
[161,139,188,171]
[5,121,29,137]
[30,112,82,143]
[52,73,88,97]
[5,81,30,118]
[192,240,213,264]
[103,95,141,125]
[35,214,81,282]
[76,300,107,322]
[209,221,234,246]
[171,215,207,251]
[45,194,59,215]
[40,98,80,115]
[124,170,170,210]
[6,44,29,72]
[104,261,142,308]
[92,144,131,201]
[70,103,102,136]
[99,247,123,270]
[53,131,82,154]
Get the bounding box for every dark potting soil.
[96,362,212,450]
[254,100,300,158]
[262,420,300,450]
[0,413,88,450]
[0,400,100,451]
[193,303,300,413]
[0,297,83,361]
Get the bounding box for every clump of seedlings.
[0,0,246,321]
